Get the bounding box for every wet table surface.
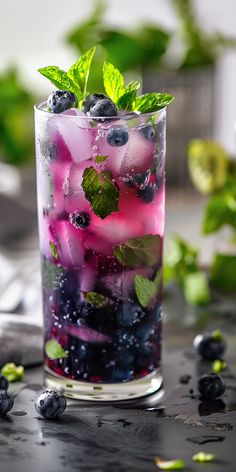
[1,299,236,472]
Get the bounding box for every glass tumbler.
[34,102,166,401]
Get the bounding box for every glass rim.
[34,100,166,122]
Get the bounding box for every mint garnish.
[192,452,216,463]
[154,457,185,470]
[38,66,82,98]
[38,47,96,104]
[83,291,109,307]
[67,46,96,101]
[114,234,161,268]
[1,363,24,382]
[183,271,210,306]
[94,155,109,163]
[135,269,161,308]
[133,93,174,113]
[45,340,68,360]
[82,166,119,219]
[49,241,59,260]
[212,359,227,373]
[38,47,174,113]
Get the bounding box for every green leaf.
[202,183,236,234]
[45,340,68,360]
[114,234,161,268]
[155,457,185,470]
[117,90,137,110]
[83,291,109,307]
[183,271,210,306]
[94,154,109,163]
[103,61,125,103]
[212,359,227,373]
[49,241,59,260]
[126,80,141,92]
[67,47,96,100]
[42,258,64,290]
[1,363,24,382]
[38,66,81,97]
[82,166,119,219]
[133,93,174,113]
[135,270,161,308]
[192,452,216,463]
[210,253,236,292]
[211,329,224,342]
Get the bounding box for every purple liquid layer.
[35,107,166,384]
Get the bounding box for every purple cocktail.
[35,50,172,400]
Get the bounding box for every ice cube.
[50,111,94,163]
[50,220,85,268]
[120,128,156,175]
[95,128,129,176]
[67,325,110,344]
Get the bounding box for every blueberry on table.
[70,211,90,229]
[193,333,226,361]
[35,390,67,419]
[88,98,118,119]
[138,184,155,203]
[47,90,78,114]
[0,374,9,391]
[198,373,225,400]
[106,127,129,146]
[0,390,14,415]
[139,123,156,140]
[82,93,107,114]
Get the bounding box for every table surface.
[1,304,236,472]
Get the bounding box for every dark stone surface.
[0,344,235,472]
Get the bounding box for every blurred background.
[0,0,236,327]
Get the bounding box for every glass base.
[44,366,163,402]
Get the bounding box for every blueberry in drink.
[35,48,174,399]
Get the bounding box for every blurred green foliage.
[166,141,236,305]
[0,68,35,166]
[66,0,236,88]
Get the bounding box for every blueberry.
[47,90,78,114]
[112,368,133,382]
[0,390,14,415]
[0,374,9,391]
[89,98,118,119]
[35,390,66,419]
[82,93,107,114]
[138,184,155,203]
[70,211,90,229]
[139,123,156,140]
[106,127,129,146]
[116,303,145,327]
[198,373,225,400]
[193,333,226,361]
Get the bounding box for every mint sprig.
[38,47,96,104]
[82,166,119,219]
[38,46,174,113]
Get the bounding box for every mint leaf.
[114,234,161,268]
[103,61,125,103]
[42,258,64,290]
[1,363,24,382]
[154,457,185,470]
[67,47,96,100]
[83,291,109,307]
[192,452,216,463]
[183,271,210,306]
[212,359,227,373]
[210,253,236,292]
[126,80,141,92]
[82,166,119,219]
[133,93,174,113]
[135,270,161,308]
[94,155,109,163]
[38,66,81,98]
[49,241,58,260]
[202,183,236,234]
[45,340,68,360]
[117,90,137,110]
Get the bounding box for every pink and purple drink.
[35,91,167,400]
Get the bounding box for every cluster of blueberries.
[0,375,14,415]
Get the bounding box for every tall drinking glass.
[35,103,166,401]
